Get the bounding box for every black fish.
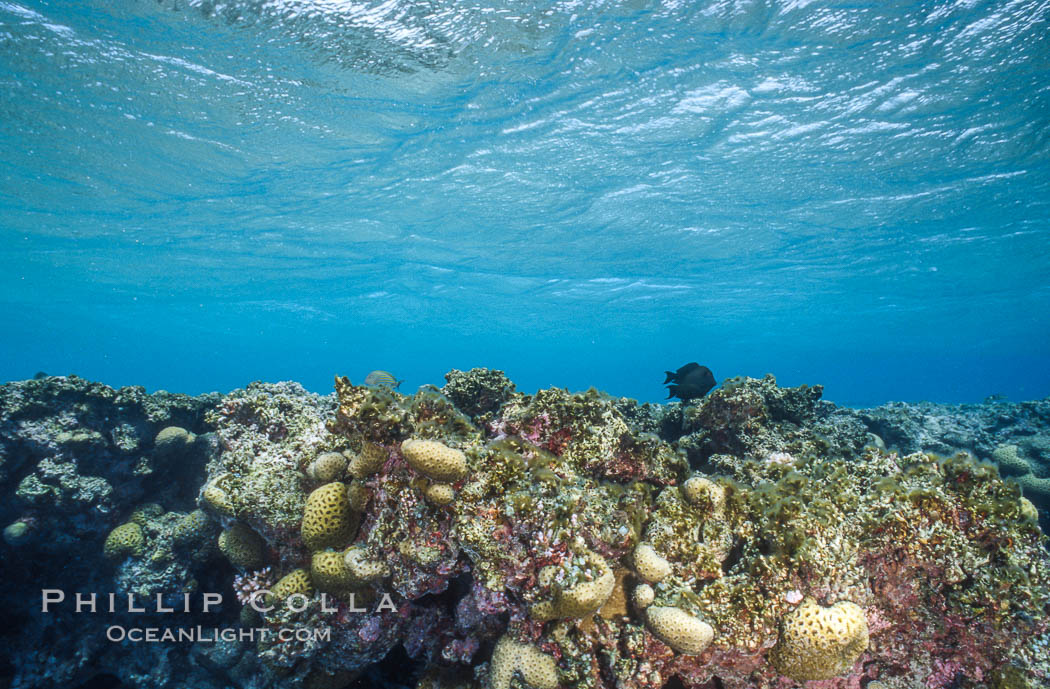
[664,362,700,384]
[664,363,715,401]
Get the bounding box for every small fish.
[663,363,715,401]
[364,370,403,389]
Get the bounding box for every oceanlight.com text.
[105,625,331,644]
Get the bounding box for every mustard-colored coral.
[770,598,869,681]
[201,478,235,517]
[130,503,163,526]
[633,543,671,583]
[218,523,265,568]
[682,475,725,513]
[344,545,390,584]
[536,550,616,620]
[308,451,347,483]
[401,438,468,483]
[490,636,559,689]
[645,606,715,655]
[104,522,145,559]
[992,444,1029,477]
[301,481,354,551]
[346,481,370,512]
[154,426,195,455]
[271,568,314,601]
[311,549,353,592]
[171,509,211,546]
[633,583,655,609]
[348,442,387,479]
[424,482,455,505]
[1020,497,1040,523]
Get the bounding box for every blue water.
[1,0,1048,406]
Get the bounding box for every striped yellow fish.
[364,370,403,389]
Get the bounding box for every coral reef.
[0,375,223,688]
[2,371,1050,689]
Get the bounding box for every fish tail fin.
[666,385,678,399]
[663,371,676,384]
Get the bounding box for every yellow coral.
[104,522,145,559]
[302,482,354,551]
[645,606,714,655]
[172,509,211,546]
[532,551,616,620]
[490,636,558,689]
[1020,497,1039,522]
[424,482,455,505]
[308,452,348,483]
[401,438,468,483]
[218,523,265,568]
[130,503,164,526]
[344,545,390,584]
[597,568,629,619]
[633,543,671,583]
[1018,473,1050,501]
[348,442,387,479]
[201,479,235,517]
[312,549,354,592]
[155,426,195,454]
[3,521,30,546]
[633,583,655,609]
[346,481,370,512]
[271,568,314,601]
[992,444,1029,477]
[770,598,869,681]
[682,476,725,513]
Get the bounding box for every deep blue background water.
[1,0,1048,406]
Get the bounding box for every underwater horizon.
[1,0,1048,406]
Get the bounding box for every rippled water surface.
[1,0,1048,404]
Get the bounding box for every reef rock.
[1,373,1049,689]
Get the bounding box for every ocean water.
[1,0,1048,406]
